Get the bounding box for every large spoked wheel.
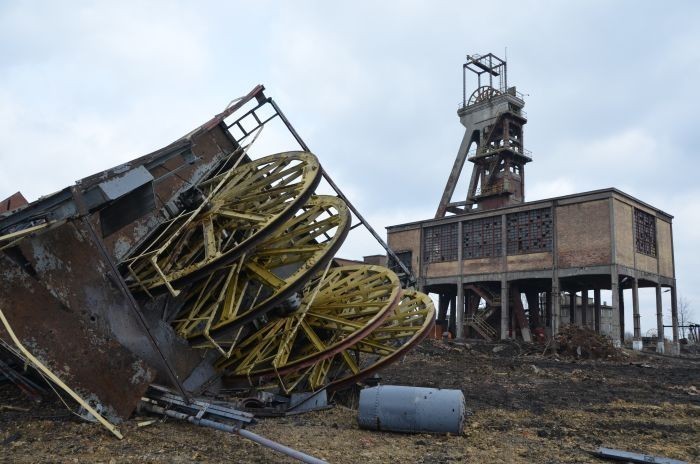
[468,86,501,105]
[218,265,402,384]
[122,152,321,295]
[239,290,435,393]
[173,195,352,346]
[323,290,435,391]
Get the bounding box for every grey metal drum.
[358,385,466,434]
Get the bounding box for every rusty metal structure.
[388,53,681,354]
[0,85,433,437]
[436,53,530,216]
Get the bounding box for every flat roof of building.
[386,187,673,231]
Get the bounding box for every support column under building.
[525,291,541,330]
[632,278,642,351]
[456,283,465,339]
[611,271,621,347]
[581,290,589,328]
[568,292,576,326]
[551,279,560,337]
[545,291,552,332]
[655,284,664,354]
[438,294,449,322]
[448,294,457,336]
[619,283,625,345]
[671,285,680,355]
[500,279,509,340]
[594,289,601,334]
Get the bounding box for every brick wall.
[557,199,612,268]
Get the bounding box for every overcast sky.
[1,1,698,331]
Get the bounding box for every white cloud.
[527,177,577,201]
[1,0,699,328]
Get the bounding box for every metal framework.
[423,223,458,263]
[251,289,435,393]
[122,151,321,296]
[462,53,508,108]
[506,207,553,255]
[634,208,657,257]
[173,195,351,349]
[218,265,401,389]
[463,216,502,258]
[437,52,529,218]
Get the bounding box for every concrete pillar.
[448,294,456,335]
[525,291,541,329]
[456,220,464,339]
[594,289,601,334]
[611,272,621,347]
[568,291,576,326]
[655,284,664,354]
[632,278,641,351]
[438,294,449,321]
[456,283,464,339]
[581,289,589,328]
[671,285,680,355]
[545,291,552,329]
[551,280,560,337]
[619,284,625,345]
[500,279,509,340]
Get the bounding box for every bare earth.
[1,340,699,463]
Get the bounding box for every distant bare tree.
[678,297,695,339]
[668,296,695,339]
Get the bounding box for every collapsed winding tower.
[387,53,681,354]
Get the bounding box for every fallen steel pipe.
[142,403,327,464]
[594,447,688,464]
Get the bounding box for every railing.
[469,145,533,160]
[457,89,526,111]
[466,314,497,340]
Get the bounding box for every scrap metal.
[0,84,433,445]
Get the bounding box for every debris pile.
[0,85,434,455]
[555,325,620,359]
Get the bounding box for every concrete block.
[656,341,665,354]
[632,339,643,351]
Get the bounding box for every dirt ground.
[1,340,699,463]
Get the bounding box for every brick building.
[385,54,680,354]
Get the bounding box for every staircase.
[464,284,500,341]
[466,312,498,340]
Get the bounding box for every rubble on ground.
[555,325,622,359]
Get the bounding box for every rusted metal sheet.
[0,87,269,421]
[0,244,154,421]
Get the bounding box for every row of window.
[408,206,659,265]
[634,208,657,257]
[423,207,553,263]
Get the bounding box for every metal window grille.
[462,216,502,258]
[506,207,553,255]
[423,223,458,263]
[633,208,657,257]
[389,251,412,274]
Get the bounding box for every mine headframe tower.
[436,53,531,218]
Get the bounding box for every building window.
[389,251,412,274]
[506,207,553,255]
[423,223,458,263]
[463,216,502,258]
[634,208,657,257]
